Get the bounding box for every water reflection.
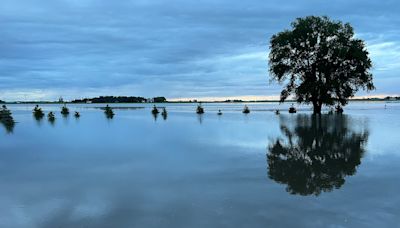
[0,105,15,133]
[105,112,114,119]
[48,112,56,125]
[0,118,15,133]
[33,115,44,126]
[152,112,158,121]
[104,105,114,119]
[161,108,168,120]
[197,114,203,124]
[267,114,369,196]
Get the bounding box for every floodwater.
[0,102,399,227]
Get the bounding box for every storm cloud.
[0,0,399,100]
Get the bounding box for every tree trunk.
[313,101,322,114]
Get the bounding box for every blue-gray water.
[1,102,399,227]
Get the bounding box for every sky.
[0,0,399,101]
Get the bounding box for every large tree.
[269,16,374,114]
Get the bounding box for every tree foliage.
[269,16,374,114]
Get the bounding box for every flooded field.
[0,102,399,227]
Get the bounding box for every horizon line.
[2,94,399,103]
[167,94,400,102]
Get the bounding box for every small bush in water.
[243,105,250,114]
[104,105,114,118]
[152,105,159,115]
[48,112,56,122]
[61,105,70,115]
[0,105,15,133]
[33,105,45,119]
[0,105,15,124]
[196,104,204,114]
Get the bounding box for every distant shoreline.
[2,98,399,104]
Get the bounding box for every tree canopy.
[269,16,374,114]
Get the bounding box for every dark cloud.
[0,0,399,100]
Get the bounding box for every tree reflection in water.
[267,114,369,196]
[1,119,15,133]
[0,105,15,133]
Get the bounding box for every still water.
[1,102,399,227]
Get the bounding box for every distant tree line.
[384,96,400,100]
[351,96,400,101]
[0,100,5,103]
[71,96,167,103]
[224,99,244,102]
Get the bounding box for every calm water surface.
[1,102,399,227]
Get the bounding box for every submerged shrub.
[33,105,45,119]
[48,112,56,122]
[61,105,70,116]
[196,104,204,114]
[243,105,250,114]
[152,105,159,115]
[104,105,114,118]
[0,105,13,120]
[0,105,15,133]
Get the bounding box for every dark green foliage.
[0,105,15,133]
[0,105,12,119]
[74,112,80,118]
[243,105,250,114]
[275,110,280,115]
[61,105,69,116]
[104,105,114,119]
[0,100,5,103]
[217,109,223,115]
[269,16,374,114]
[33,105,45,120]
[152,106,159,115]
[153,97,167,103]
[335,105,343,114]
[224,99,243,103]
[267,115,368,195]
[196,104,204,114]
[71,96,167,103]
[72,96,146,103]
[383,96,400,100]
